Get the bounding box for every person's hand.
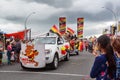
[92,50,99,57]
[92,43,99,57]
[106,61,109,67]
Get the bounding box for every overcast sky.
[0,0,120,38]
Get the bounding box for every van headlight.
[45,49,52,54]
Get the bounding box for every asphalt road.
[0,51,95,80]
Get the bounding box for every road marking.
[0,70,89,77]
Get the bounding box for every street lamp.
[102,7,117,24]
[102,7,118,34]
[24,12,36,40]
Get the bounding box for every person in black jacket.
[15,39,21,62]
[0,38,3,64]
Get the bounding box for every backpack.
[116,57,120,79]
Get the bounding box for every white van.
[20,35,70,69]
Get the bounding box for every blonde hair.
[111,36,120,54]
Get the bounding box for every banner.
[5,29,30,40]
[77,18,84,38]
[59,17,66,35]
[118,21,120,32]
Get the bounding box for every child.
[90,35,116,80]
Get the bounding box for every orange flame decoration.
[22,44,39,66]
[61,45,69,55]
[61,46,66,55]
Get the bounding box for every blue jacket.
[90,54,115,80]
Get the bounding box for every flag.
[67,27,74,35]
[77,18,84,38]
[50,25,61,36]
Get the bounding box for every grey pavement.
[0,51,95,80]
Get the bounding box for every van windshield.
[35,37,56,44]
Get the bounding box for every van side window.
[57,37,63,44]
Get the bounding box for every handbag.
[11,51,15,60]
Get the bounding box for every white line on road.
[0,70,89,77]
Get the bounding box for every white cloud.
[0,23,24,33]
[72,0,120,14]
[0,0,120,38]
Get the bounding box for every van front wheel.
[50,54,59,69]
